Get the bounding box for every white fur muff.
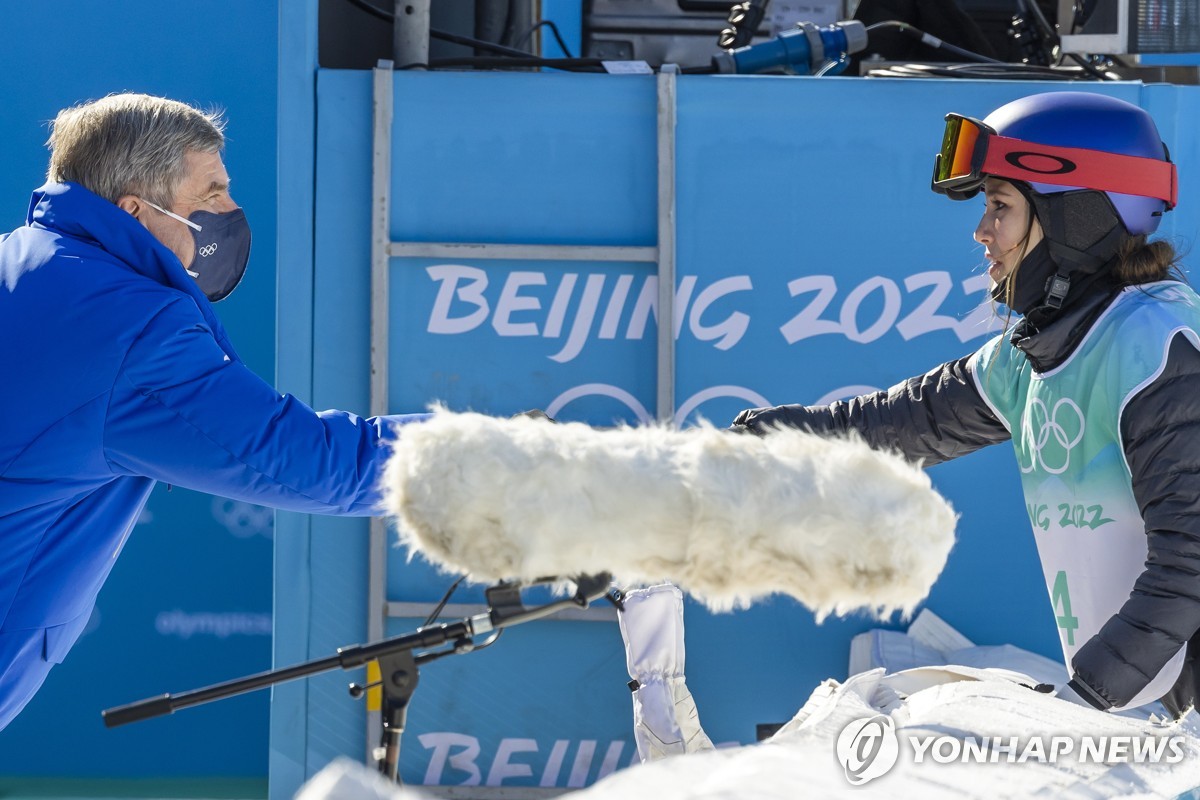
[382,411,957,619]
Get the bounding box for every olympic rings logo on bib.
[1019,397,1085,475]
[199,243,219,257]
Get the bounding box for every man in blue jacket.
[0,93,427,730]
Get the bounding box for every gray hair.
[47,93,225,207]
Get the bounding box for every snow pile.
[297,667,1200,800]
[382,410,957,617]
[572,666,1200,799]
[295,761,417,800]
[849,608,1072,689]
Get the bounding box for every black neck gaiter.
[989,187,1128,326]
[990,239,1057,316]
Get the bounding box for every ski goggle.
[931,114,1177,208]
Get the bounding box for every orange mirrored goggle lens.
[936,116,982,184]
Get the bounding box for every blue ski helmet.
[982,92,1173,235]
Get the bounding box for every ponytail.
[1113,235,1182,285]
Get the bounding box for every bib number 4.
[1051,570,1079,646]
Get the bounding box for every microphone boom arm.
[101,572,614,731]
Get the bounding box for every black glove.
[512,409,556,422]
[1052,678,1110,711]
[729,406,781,435]
[731,405,819,436]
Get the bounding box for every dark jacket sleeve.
[732,356,1010,465]
[1071,333,1200,708]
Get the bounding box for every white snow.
[296,612,1200,800]
[297,670,1200,800]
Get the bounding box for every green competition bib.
[970,282,1200,709]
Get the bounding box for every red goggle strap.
[981,134,1177,208]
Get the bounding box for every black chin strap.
[1042,226,1124,309]
[1024,260,1118,331]
[1027,187,1127,312]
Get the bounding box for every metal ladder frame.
[365,59,679,768]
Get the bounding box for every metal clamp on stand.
[374,648,417,780]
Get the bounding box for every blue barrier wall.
[272,67,1200,796]
[0,1,278,780]
[1,2,1196,794]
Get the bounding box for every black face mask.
[146,201,252,302]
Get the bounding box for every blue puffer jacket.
[0,182,425,729]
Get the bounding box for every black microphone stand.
[102,573,616,783]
